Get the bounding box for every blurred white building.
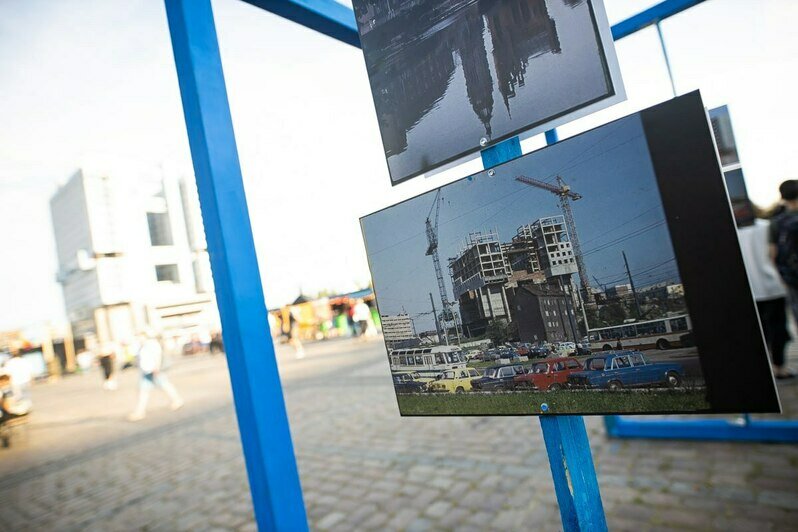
[50,169,218,345]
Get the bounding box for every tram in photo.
[389,345,468,378]
[588,315,692,351]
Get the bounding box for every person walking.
[346,303,357,337]
[98,342,118,390]
[0,373,32,419]
[352,299,372,339]
[288,308,305,359]
[741,213,793,379]
[770,180,798,322]
[128,332,184,421]
[3,352,32,400]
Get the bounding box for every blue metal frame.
[482,135,607,532]
[242,0,360,47]
[164,1,307,530]
[162,0,793,530]
[541,416,607,531]
[611,0,706,40]
[233,0,710,51]
[605,415,798,443]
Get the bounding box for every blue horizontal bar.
[605,416,798,443]
[242,0,360,47]
[611,0,707,40]
[241,0,708,50]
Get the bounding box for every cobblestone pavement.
[0,338,796,531]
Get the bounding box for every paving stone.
[423,500,451,519]
[387,508,419,530]
[359,512,389,530]
[316,511,345,530]
[0,339,796,532]
[406,517,433,531]
[437,506,470,528]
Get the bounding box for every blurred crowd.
[270,297,379,359]
[738,179,798,380]
[0,328,227,442]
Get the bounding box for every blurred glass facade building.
[50,169,219,346]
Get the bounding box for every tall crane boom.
[515,175,592,302]
[425,189,451,343]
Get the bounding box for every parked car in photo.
[553,342,577,356]
[427,367,481,393]
[497,347,517,361]
[482,349,501,362]
[464,350,482,361]
[392,372,428,393]
[530,346,550,359]
[567,351,684,390]
[513,357,583,391]
[471,364,526,391]
[575,343,591,356]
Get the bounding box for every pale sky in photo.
[0,0,796,331]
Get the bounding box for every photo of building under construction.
[352,0,620,184]
[361,112,709,415]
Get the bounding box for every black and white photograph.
[353,0,623,184]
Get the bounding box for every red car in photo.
[513,357,583,391]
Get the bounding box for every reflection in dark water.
[360,0,560,155]
[484,0,560,117]
[355,0,609,181]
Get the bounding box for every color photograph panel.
[362,112,710,415]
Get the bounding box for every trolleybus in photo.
[588,315,692,351]
[388,345,468,378]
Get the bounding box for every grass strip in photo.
[397,389,711,416]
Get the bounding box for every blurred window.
[669,317,688,332]
[147,212,173,246]
[155,264,179,283]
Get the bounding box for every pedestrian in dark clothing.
[769,180,798,327]
[98,342,118,390]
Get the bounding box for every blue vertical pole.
[164,1,307,530]
[481,133,607,532]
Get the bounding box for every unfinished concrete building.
[449,231,512,337]
[515,216,578,279]
[449,216,581,341]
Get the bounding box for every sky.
[0,0,796,331]
[362,114,678,332]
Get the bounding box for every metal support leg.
[481,133,607,532]
[164,1,308,530]
[541,416,608,532]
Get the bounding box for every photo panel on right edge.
[361,91,781,416]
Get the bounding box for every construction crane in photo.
[515,175,593,303]
[425,189,452,344]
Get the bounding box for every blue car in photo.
[567,351,684,390]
